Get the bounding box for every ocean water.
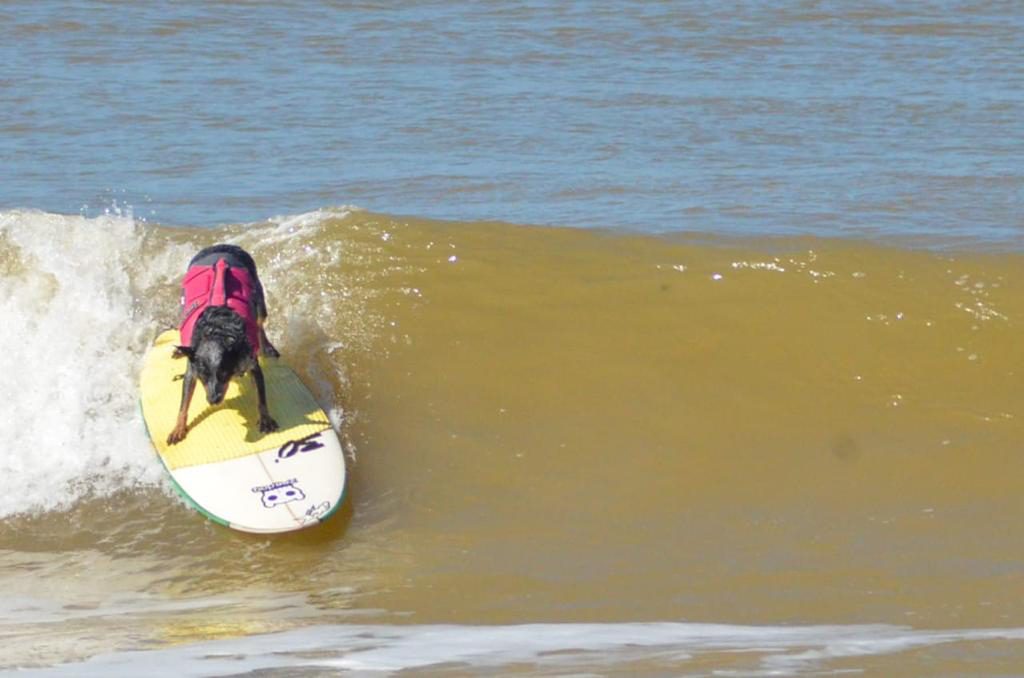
[2,1,1024,676]
[2,0,1023,242]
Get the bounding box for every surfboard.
[140,329,346,533]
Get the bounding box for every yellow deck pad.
[141,330,331,470]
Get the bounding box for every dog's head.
[177,306,255,405]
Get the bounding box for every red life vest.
[179,258,260,354]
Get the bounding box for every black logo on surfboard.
[252,479,305,508]
[276,432,325,462]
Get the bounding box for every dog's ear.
[172,346,194,360]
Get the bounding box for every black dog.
[167,244,279,444]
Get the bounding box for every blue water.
[2,1,1023,242]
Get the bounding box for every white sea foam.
[15,621,1024,677]
[0,211,174,518]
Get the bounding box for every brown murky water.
[3,210,1024,673]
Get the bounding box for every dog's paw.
[259,415,279,434]
[166,426,188,445]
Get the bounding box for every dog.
[167,244,280,445]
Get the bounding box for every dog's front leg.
[259,327,280,358]
[251,363,279,434]
[167,367,197,445]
